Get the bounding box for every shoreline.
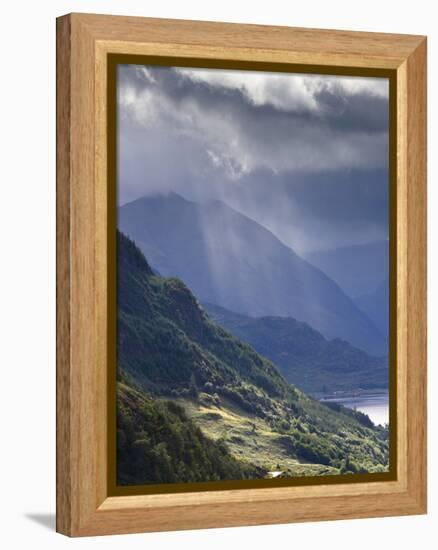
[310,388,389,401]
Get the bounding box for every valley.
[118,193,386,356]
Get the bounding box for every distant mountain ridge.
[203,302,387,395]
[118,193,386,355]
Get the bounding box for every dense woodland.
[117,372,261,485]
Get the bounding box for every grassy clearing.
[181,398,339,476]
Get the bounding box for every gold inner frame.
[103,50,401,498]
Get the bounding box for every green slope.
[203,302,387,395]
[117,230,288,403]
[117,373,262,485]
[116,231,389,484]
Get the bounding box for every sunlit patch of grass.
[179,398,340,476]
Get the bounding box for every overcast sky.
[117,64,389,254]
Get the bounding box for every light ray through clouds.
[117,64,389,254]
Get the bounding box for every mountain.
[117,230,288,399]
[118,193,386,355]
[355,279,389,342]
[116,230,389,484]
[305,241,389,299]
[203,302,387,395]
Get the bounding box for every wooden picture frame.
[56,13,427,536]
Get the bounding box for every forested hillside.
[116,231,389,485]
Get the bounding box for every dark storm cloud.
[313,86,389,133]
[118,65,389,170]
[117,65,389,252]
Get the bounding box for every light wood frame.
[56,13,427,536]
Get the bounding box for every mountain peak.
[167,191,190,202]
[123,191,194,208]
[117,230,154,277]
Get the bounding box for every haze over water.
[322,394,389,426]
